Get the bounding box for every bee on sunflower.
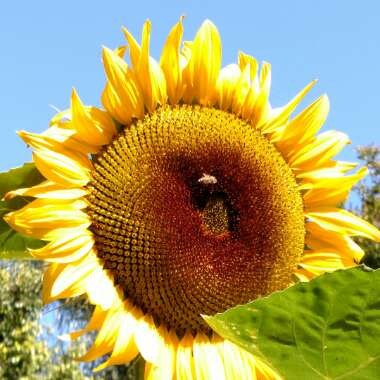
[4,18,380,380]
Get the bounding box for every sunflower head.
[4,18,380,379]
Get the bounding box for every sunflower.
[4,18,380,379]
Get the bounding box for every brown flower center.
[87,105,305,335]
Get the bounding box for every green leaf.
[204,267,380,380]
[0,162,44,197]
[0,163,45,259]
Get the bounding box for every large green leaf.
[0,163,45,259]
[204,267,380,380]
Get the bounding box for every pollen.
[87,105,305,334]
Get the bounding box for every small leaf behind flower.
[204,267,380,380]
[0,163,45,259]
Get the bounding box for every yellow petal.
[306,207,380,242]
[275,94,329,150]
[68,305,108,340]
[50,109,72,126]
[79,306,124,362]
[260,80,317,134]
[254,356,281,380]
[184,20,222,105]
[44,122,100,155]
[94,310,139,370]
[101,83,133,125]
[180,41,193,69]
[114,45,128,58]
[70,89,116,146]
[102,47,144,124]
[4,198,90,240]
[220,340,255,380]
[5,180,87,200]
[18,130,94,170]
[176,332,196,380]
[248,62,272,127]
[139,20,167,111]
[306,221,365,263]
[143,326,177,379]
[123,21,167,112]
[232,65,252,117]
[85,267,122,310]
[238,51,259,81]
[193,332,226,380]
[216,64,242,111]
[42,263,64,304]
[122,25,141,68]
[288,130,350,169]
[32,147,91,188]
[296,160,358,183]
[30,232,94,263]
[134,314,164,365]
[49,254,98,300]
[303,167,368,207]
[239,81,259,121]
[236,53,260,120]
[160,17,184,104]
[298,251,355,276]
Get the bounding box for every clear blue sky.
[1,1,379,171]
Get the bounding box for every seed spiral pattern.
[87,105,305,334]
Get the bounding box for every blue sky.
[1,1,379,171]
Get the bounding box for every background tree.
[0,260,143,379]
[0,261,89,380]
[352,145,380,269]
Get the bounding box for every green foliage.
[354,145,380,268]
[0,163,45,260]
[205,266,380,380]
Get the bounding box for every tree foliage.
[0,261,89,380]
[354,145,380,268]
